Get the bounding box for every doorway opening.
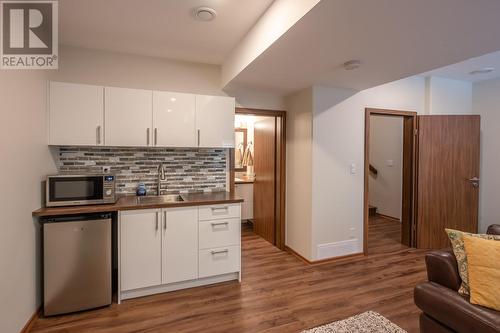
[364,108,417,255]
[231,108,286,250]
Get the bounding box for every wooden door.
[416,115,480,249]
[105,87,153,147]
[162,207,198,284]
[120,209,162,291]
[253,117,276,245]
[49,82,104,146]
[153,91,196,147]
[195,95,235,148]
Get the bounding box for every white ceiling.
[59,0,274,65]
[423,50,500,82]
[227,0,500,95]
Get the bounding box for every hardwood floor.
[30,222,427,333]
[368,215,409,255]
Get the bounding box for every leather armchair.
[414,225,500,333]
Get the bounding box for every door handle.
[154,128,158,146]
[163,211,167,230]
[467,177,480,188]
[197,129,200,146]
[147,128,150,146]
[155,211,159,230]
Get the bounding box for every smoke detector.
[343,60,362,70]
[469,67,494,75]
[193,7,217,21]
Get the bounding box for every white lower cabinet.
[120,209,162,291]
[120,203,241,300]
[234,183,253,220]
[199,246,240,278]
[162,207,198,284]
[199,218,240,250]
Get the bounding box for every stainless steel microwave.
[46,174,116,207]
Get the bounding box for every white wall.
[54,45,222,94]
[0,72,57,333]
[472,77,500,233]
[284,87,314,260]
[311,76,425,260]
[368,116,403,220]
[426,77,472,115]
[222,0,321,86]
[54,45,285,110]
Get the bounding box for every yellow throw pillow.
[463,235,500,311]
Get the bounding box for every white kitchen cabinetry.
[105,87,153,147]
[120,209,162,291]
[195,95,235,148]
[153,91,196,147]
[48,82,235,148]
[197,204,241,280]
[234,183,253,220]
[162,207,198,284]
[120,203,241,301]
[48,81,104,146]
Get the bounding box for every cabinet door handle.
[163,211,167,230]
[147,128,150,146]
[211,249,229,255]
[197,129,200,146]
[155,211,159,230]
[154,128,158,146]
[96,126,101,145]
[211,222,229,227]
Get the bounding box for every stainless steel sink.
[137,195,184,205]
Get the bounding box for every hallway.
[368,215,408,255]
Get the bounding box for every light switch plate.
[350,163,357,175]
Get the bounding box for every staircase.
[369,205,377,217]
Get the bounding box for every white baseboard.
[316,239,359,260]
[120,272,240,300]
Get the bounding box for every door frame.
[231,107,287,250]
[363,108,417,255]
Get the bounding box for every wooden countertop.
[235,175,255,184]
[33,192,244,217]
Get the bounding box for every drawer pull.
[211,222,229,227]
[211,206,229,212]
[211,249,229,255]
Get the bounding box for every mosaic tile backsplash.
[57,147,228,195]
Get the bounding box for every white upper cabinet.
[105,87,153,147]
[48,82,235,148]
[153,91,196,147]
[195,95,235,148]
[48,81,104,146]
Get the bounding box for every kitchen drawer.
[199,245,240,278]
[199,203,240,221]
[199,218,240,250]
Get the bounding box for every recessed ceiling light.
[343,60,361,70]
[469,67,494,75]
[193,7,217,21]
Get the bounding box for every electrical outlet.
[102,166,111,174]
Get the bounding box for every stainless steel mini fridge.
[42,213,112,316]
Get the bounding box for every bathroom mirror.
[235,128,247,171]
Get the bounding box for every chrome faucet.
[157,162,166,196]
